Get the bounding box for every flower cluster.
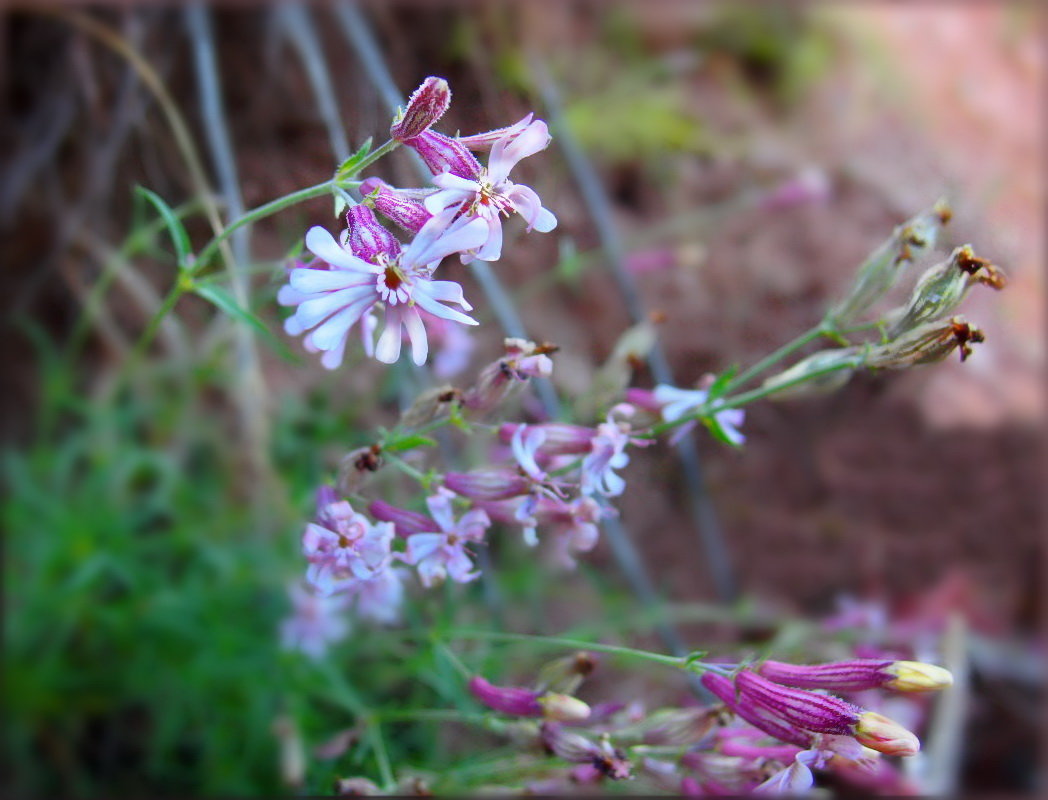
[279,76,557,369]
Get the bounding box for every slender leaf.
[335,137,374,182]
[135,186,193,271]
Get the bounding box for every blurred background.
[3,2,1043,796]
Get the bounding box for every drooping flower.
[580,403,642,497]
[301,499,395,596]
[402,489,491,587]
[279,582,352,660]
[423,117,557,262]
[653,384,746,446]
[278,206,487,367]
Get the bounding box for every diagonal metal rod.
[533,63,737,604]
[275,3,352,164]
[335,1,708,696]
[185,2,272,495]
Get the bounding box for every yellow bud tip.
[885,661,954,692]
[854,711,921,757]
[538,693,591,723]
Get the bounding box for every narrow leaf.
[135,186,193,271]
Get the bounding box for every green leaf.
[705,365,738,400]
[135,186,193,271]
[702,412,744,449]
[383,434,437,454]
[335,137,374,182]
[193,281,295,360]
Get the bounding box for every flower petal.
[305,226,375,271]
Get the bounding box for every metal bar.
[334,2,704,693]
[533,63,738,604]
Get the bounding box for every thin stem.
[432,638,473,682]
[384,452,430,485]
[191,179,337,273]
[725,323,830,392]
[447,629,685,670]
[368,719,395,790]
[126,283,186,368]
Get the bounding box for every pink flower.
[279,583,351,660]
[347,566,408,626]
[535,495,607,570]
[301,499,395,596]
[423,117,557,262]
[653,384,746,446]
[403,489,491,587]
[278,206,487,367]
[580,404,641,497]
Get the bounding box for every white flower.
[278,208,487,367]
[423,118,557,262]
[403,489,491,587]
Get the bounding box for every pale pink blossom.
[653,384,746,446]
[403,489,491,587]
[278,207,487,367]
[580,404,641,497]
[301,500,395,596]
[280,583,351,660]
[423,118,557,262]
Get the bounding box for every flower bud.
[760,348,863,400]
[403,130,482,179]
[867,316,985,367]
[462,339,555,413]
[444,468,531,501]
[700,673,815,749]
[390,76,451,141]
[368,500,433,537]
[827,199,951,327]
[884,244,1006,337]
[854,711,920,757]
[398,384,458,429]
[499,422,595,456]
[361,177,433,234]
[538,693,592,722]
[346,204,400,264]
[469,676,543,716]
[734,670,861,736]
[757,658,897,692]
[535,651,598,695]
[883,661,954,692]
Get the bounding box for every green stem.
[127,283,186,366]
[191,137,400,273]
[447,629,686,670]
[725,323,829,392]
[384,453,430,485]
[368,719,395,790]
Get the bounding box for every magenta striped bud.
[367,500,433,537]
[346,205,400,264]
[734,670,861,736]
[757,658,953,693]
[468,677,589,722]
[700,673,814,748]
[391,76,451,141]
[498,423,596,456]
[403,130,482,179]
[469,676,543,716]
[361,177,432,235]
[444,468,531,501]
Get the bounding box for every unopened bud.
[403,130,482,179]
[827,200,951,327]
[391,76,451,141]
[761,348,863,400]
[538,693,592,722]
[700,673,814,749]
[361,177,433,235]
[368,500,433,537]
[734,670,861,736]
[398,384,458,429]
[854,711,920,757]
[883,661,954,692]
[444,468,531,501]
[469,675,543,716]
[346,204,400,263]
[535,651,598,695]
[885,245,1006,337]
[867,316,985,367]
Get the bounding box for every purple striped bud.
[757,659,953,693]
[700,673,814,749]
[444,468,531,501]
[469,676,543,716]
[367,500,433,537]
[498,422,596,456]
[346,205,400,264]
[391,76,451,141]
[468,677,590,722]
[734,670,861,736]
[361,177,433,235]
[403,130,482,179]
